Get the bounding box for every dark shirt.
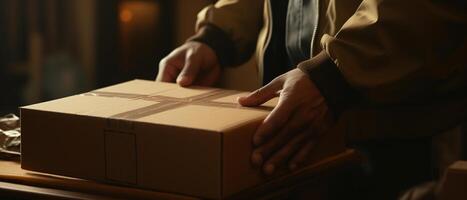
[262,0,317,84]
[285,0,317,66]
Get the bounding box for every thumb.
[177,53,201,87]
[238,79,282,107]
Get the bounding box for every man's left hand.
[238,68,333,175]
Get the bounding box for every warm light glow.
[120,9,133,23]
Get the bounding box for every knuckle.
[295,76,309,84]
[186,48,198,59]
[280,87,293,97]
[288,81,304,93]
[253,88,265,98]
[274,73,286,81]
[158,58,168,69]
[186,52,195,60]
[270,77,280,84]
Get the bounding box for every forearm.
[193,0,264,66]
[320,0,467,104]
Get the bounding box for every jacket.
[191,0,467,142]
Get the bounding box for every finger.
[177,51,201,86]
[287,105,330,170]
[237,78,282,107]
[262,131,310,175]
[289,139,317,170]
[252,94,297,146]
[157,58,184,82]
[250,107,313,166]
[160,64,182,82]
[251,127,293,167]
[276,104,320,138]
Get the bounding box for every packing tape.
[83,89,274,121]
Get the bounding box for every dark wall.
[96,0,175,88]
[96,1,120,87]
[0,0,176,114]
[0,1,28,115]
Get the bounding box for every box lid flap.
[22,80,278,132]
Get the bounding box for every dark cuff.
[298,52,359,118]
[187,24,236,67]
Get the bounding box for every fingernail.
[176,75,184,81]
[237,96,245,104]
[176,77,184,84]
[177,75,189,84]
[251,152,263,165]
[264,164,275,175]
[238,96,252,106]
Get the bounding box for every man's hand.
[156,41,221,87]
[238,68,333,175]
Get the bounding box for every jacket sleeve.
[190,0,264,66]
[308,0,467,106]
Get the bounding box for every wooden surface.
[0,149,360,200]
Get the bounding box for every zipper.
[310,0,320,57]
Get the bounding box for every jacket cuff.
[187,24,236,67]
[297,52,358,118]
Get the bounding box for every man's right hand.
[156,41,221,87]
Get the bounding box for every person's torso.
[254,0,467,142]
[257,0,362,84]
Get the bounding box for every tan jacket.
[195,0,467,142]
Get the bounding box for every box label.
[104,131,137,184]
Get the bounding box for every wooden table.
[0,149,360,200]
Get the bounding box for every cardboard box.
[21,80,344,199]
[439,161,467,200]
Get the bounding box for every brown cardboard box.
[21,80,345,199]
[439,161,467,200]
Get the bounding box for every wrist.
[297,51,331,74]
[297,50,358,118]
[187,24,236,67]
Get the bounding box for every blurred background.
[0,0,219,114]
